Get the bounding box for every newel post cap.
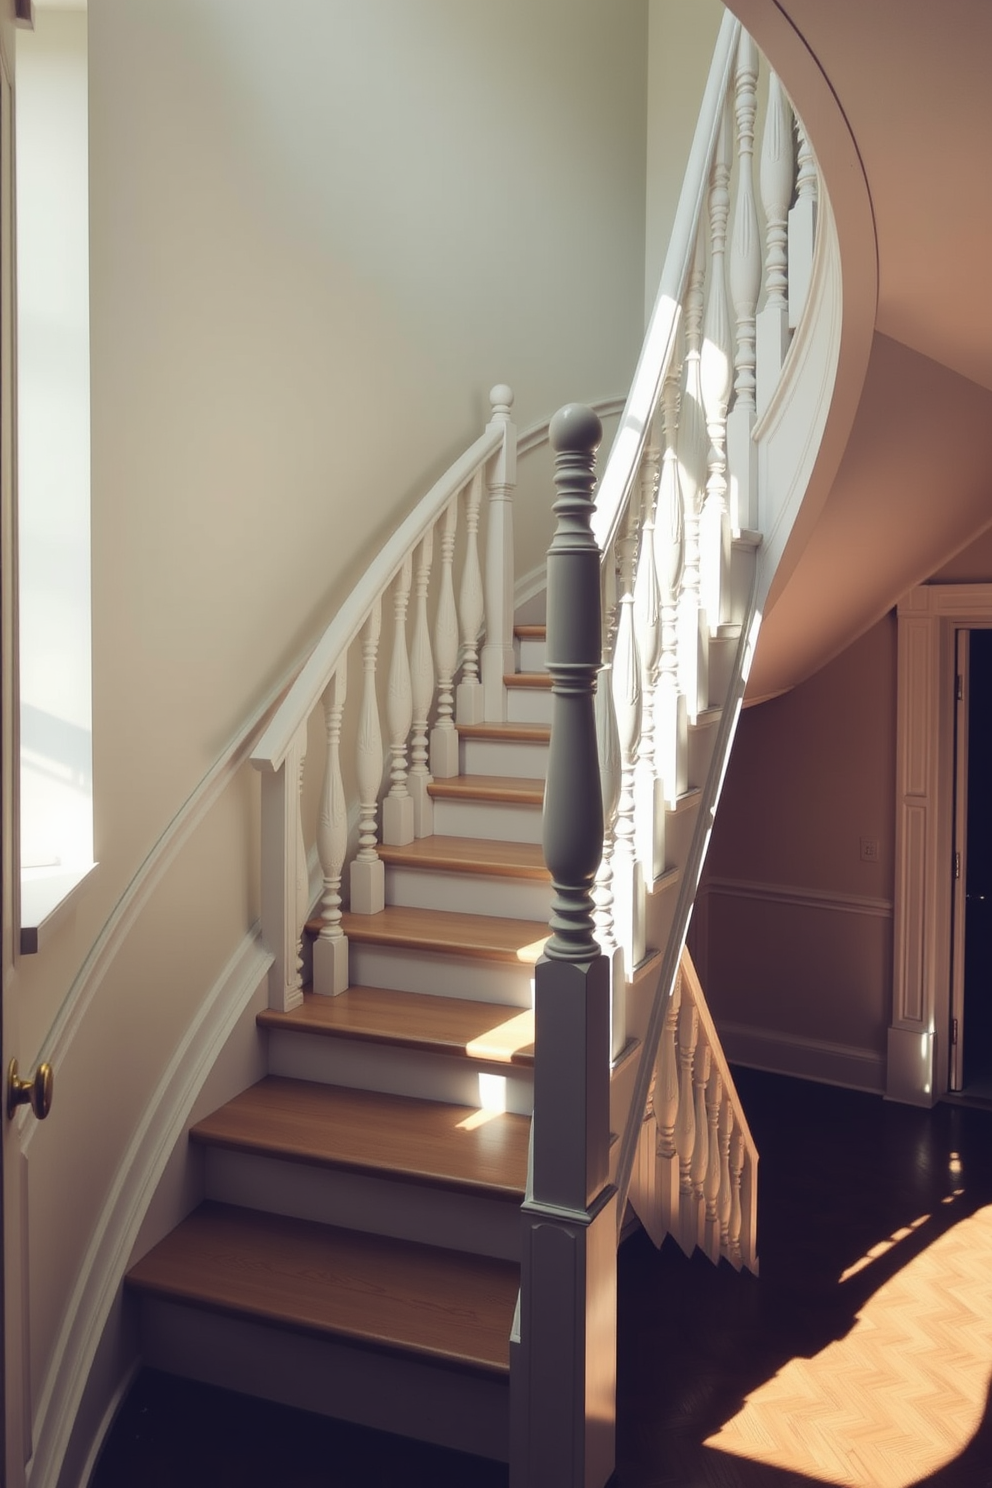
[549,403,602,458]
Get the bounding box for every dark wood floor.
[91,1069,992,1488]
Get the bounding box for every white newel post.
[259,721,308,1012]
[789,118,818,329]
[727,30,761,533]
[408,532,435,837]
[678,234,709,720]
[756,72,794,415]
[455,470,485,726]
[430,497,460,777]
[313,666,349,996]
[350,600,386,915]
[383,556,415,846]
[700,93,733,633]
[656,344,686,808]
[481,384,517,723]
[512,404,616,1488]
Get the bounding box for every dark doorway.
[961,629,992,1094]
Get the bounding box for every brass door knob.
[7,1059,53,1121]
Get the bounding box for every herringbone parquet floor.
[94,1069,992,1488]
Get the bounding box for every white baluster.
[690,1041,711,1253]
[611,508,644,983]
[727,31,761,533]
[655,338,687,809]
[259,721,309,1012]
[678,233,709,721]
[455,470,484,726]
[594,641,624,1060]
[740,1144,758,1274]
[633,433,662,882]
[675,994,698,1256]
[383,556,414,846]
[756,71,794,414]
[430,497,460,778]
[408,531,435,837]
[313,667,348,996]
[700,93,733,634]
[729,1123,744,1269]
[350,600,385,915]
[653,973,682,1237]
[481,384,517,722]
[703,1062,723,1263]
[789,116,818,329]
[718,1092,733,1256]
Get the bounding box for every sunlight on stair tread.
[465,1010,534,1063]
[705,1204,992,1487]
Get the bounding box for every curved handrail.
[251,422,503,774]
[591,9,741,557]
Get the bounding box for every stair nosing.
[427,774,544,806]
[378,834,550,881]
[335,905,548,963]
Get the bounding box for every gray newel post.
[510,405,617,1488]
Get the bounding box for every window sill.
[20,862,98,955]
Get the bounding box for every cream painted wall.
[699,614,897,1079]
[12,1,653,1475]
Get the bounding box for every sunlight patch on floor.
[704,1204,992,1486]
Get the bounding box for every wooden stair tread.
[456,721,550,743]
[259,987,534,1065]
[190,1076,529,1198]
[513,624,545,638]
[427,774,543,805]
[504,672,550,688]
[126,1202,518,1377]
[378,835,549,880]
[336,905,548,962]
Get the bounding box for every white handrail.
[592,10,741,557]
[251,423,502,774]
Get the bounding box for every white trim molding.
[704,875,893,919]
[891,583,992,1106]
[717,1019,886,1094]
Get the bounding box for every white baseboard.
[718,1019,886,1094]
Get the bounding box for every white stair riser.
[516,638,546,672]
[348,941,536,1006]
[267,1028,534,1114]
[505,687,552,726]
[432,796,542,845]
[386,863,551,923]
[706,634,737,705]
[460,736,549,779]
[202,1148,523,1261]
[137,1299,509,1462]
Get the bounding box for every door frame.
[891,582,992,1105]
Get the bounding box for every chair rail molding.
[890,583,992,1105]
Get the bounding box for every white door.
[950,629,969,1091]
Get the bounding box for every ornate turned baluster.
[430,497,459,778]
[633,432,662,882]
[313,666,348,996]
[700,91,733,633]
[350,600,385,915]
[718,1092,733,1257]
[727,30,761,533]
[756,71,794,415]
[678,233,709,721]
[408,531,435,837]
[520,403,616,1488]
[789,116,818,329]
[259,720,309,1011]
[653,972,682,1237]
[611,500,644,983]
[655,335,686,809]
[383,555,414,846]
[456,470,484,725]
[690,1041,711,1254]
[675,994,698,1256]
[729,1124,745,1269]
[703,1062,723,1263]
[594,616,624,1059]
[481,384,517,722]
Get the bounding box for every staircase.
[122,15,841,1487]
